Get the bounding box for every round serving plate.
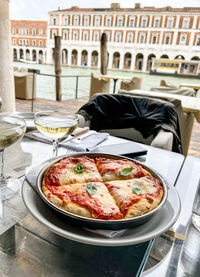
[36,153,168,230]
[22,154,181,246]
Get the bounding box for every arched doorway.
[124,53,132,70]
[71,49,78,65]
[39,50,43,64]
[160,54,169,59]
[81,50,88,66]
[13,49,17,60]
[19,49,24,60]
[135,53,144,70]
[32,49,37,62]
[91,51,98,67]
[147,54,156,71]
[26,49,30,61]
[191,56,200,60]
[175,55,185,60]
[62,49,68,65]
[112,52,120,69]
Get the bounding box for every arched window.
[63,31,68,40]
[165,34,171,44]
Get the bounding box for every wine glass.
[34,111,78,157]
[0,114,26,200]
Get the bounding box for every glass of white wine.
[0,114,26,200]
[34,111,78,157]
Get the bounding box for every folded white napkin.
[25,175,127,238]
[31,131,109,152]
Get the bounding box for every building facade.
[11,20,47,63]
[11,3,200,72]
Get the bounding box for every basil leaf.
[86,183,97,196]
[75,162,85,174]
[132,184,142,195]
[120,167,133,176]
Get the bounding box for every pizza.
[105,176,164,218]
[43,156,103,187]
[42,155,164,220]
[95,157,151,181]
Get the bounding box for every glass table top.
[0,134,189,276]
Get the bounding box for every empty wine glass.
[34,111,78,157]
[0,114,26,200]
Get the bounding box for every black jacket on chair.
[77,94,182,153]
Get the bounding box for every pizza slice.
[44,156,103,187]
[105,176,164,218]
[42,181,123,220]
[95,157,151,182]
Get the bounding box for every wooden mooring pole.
[100,33,108,75]
[54,36,62,101]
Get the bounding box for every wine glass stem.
[52,140,59,157]
[0,150,5,183]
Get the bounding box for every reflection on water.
[14,62,200,101]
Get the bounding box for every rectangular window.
[196,36,200,45]
[180,34,187,45]
[183,18,190,29]
[53,18,57,25]
[64,17,68,26]
[95,16,100,27]
[165,35,170,44]
[12,39,16,45]
[140,34,145,43]
[74,17,79,26]
[142,19,147,28]
[32,40,36,46]
[154,19,160,28]
[106,17,111,27]
[39,29,43,35]
[129,18,135,27]
[152,36,157,44]
[167,18,173,28]
[32,29,36,35]
[117,18,123,27]
[39,40,43,46]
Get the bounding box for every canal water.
[14,62,200,100]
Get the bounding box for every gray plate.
[22,157,181,246]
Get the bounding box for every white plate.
[22,161,181,246]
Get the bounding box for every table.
[99,75,131,94]
[179,83,200,92]
[0,134,197,277]
[130,89,200,123]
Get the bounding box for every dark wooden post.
[100,33,108,75]
[54,36,62,101]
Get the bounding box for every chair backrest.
[120,77,142,91]
[78,93,183,153]
[89,72,110,98]
[118,89,194,155]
